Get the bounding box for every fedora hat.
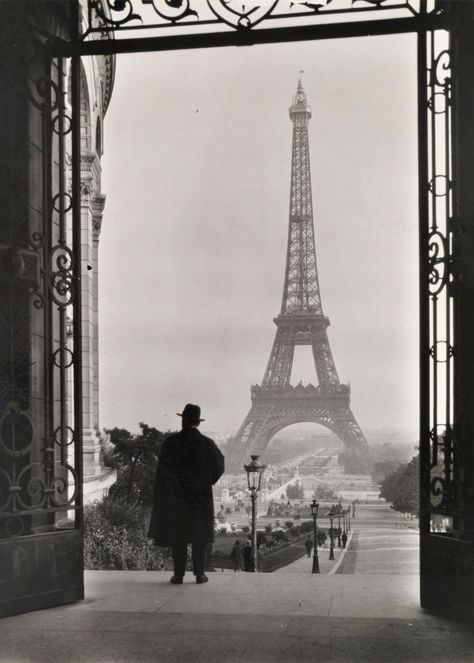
[176,403,205,424]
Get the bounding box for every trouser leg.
[172,543,188,579]
[191,542,207,577]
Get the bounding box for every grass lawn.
[212,534,248,555]
[211,533,310,572]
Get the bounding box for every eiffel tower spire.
[281,79,322,316]
[227,81,369,474]
[261,80,340,393]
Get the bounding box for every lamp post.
[310,499,320,574]
[328,506,335,561]
[244,454,266,573]
[337,505,342,548]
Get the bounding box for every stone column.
[91,195,105,435]
[80,154,102,477]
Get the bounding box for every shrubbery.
[289,525,300,538]
[380,455,419,515]
[313,483,338,501]
[273,529,289,543]
[83,494,173,570]
[84,422,175,571]
[286,483,305,499]
[299,520,313,534]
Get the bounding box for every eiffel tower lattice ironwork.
[227,81,369,474]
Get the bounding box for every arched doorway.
[1,0,473,623]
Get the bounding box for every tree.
[299,520,313,534]
[273,529,289,543]
[106,423,167,504]
[380,456,419,515]
[372,459,407,484]
[313,483,338,501]
[286,484,305,499]
[369,442,417,482]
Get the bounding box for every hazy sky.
[99,33,418,436]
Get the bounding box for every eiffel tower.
[227,80,369,474]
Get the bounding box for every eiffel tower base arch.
[227,388,369,474]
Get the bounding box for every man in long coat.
[148,404,225,584]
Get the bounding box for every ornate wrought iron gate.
[0,4,84,616]
[1,0,473,620]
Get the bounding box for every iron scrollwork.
[0,33,81,538]
[432,48,451,87]
[143,0,199,22]
[49,242,75,308]
[0,418,79,532]
[91,0,142,27]
[428,229,450,296]
[424,33,457,533]
[429,425,456,513]
[84,0,421,38]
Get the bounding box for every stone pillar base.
[83,428,105,478]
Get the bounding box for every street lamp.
[244,454,266,573]
[310,499,320,574]
[328,506,335,561]
[337,505,342,548]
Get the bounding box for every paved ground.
[0,504,473,663]
[337,504,419,575]
[274,531,351,575]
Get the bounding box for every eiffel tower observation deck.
[227,81,370,474]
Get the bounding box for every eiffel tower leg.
[226,404,275,472]
[330,408,370,474]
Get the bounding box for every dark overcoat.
[148,427,225,546]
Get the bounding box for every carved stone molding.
[80,181,93,203]
[92,193,106,240]
[79,152,101,203]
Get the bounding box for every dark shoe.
[196,574,209,584]
[170,576,183,584]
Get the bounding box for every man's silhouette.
[148,404,224,584]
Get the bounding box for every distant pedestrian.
[231,540,242,572]
[206,543,217,572]
[341,532,348,549]
[305,535,313,558]
[257,544,265,572]
[242,539,254,572]
[148,404,225,585]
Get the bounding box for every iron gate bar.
[418,27,430,536]
[43,49,56,515]
[52,13,448,58]
[58,55,67,470]
[71,50,84,530]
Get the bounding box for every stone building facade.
[69,31,116,501]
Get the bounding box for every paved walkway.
[274,532,351,575]
[337,520,419,575]
[0,505,473,663]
